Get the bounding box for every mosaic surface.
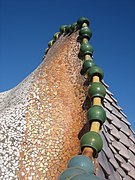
[0,30,135,180]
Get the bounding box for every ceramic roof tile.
[120,116,131,126]
[111,106,122,119]
[102,124,107,132]
[129,143,135,154]
[102,129,112,144]
[98,151,111,176]
[107,132,115,142]
[109,143,118,154]
[110,95,118,103]
[104,120,112,131]
[115,153,124,164]
[130,128,135,135]
[123,176,134,180]
[108,173,119,180]
[120,110,128,118]
[111,102,122,111]
[110,125,120,140]
[97,165,106,180]
[92,36,135,180]
[110,114,121,129]
[120,121,131,136]
[100,133,112,159]
[105,93,113,103]
[112,140,121,151]
[105,108,113,121]
[121,163,132,172]
[119,132,130,148]
[102,124,109,133]
[117,167,127,178]
[129,130,135,143]
[118,142,130,160]
[115,155,135,177]
[103,100,113,112]
[128,150,135,166]
[108,164,122,180]
[102,80,109,88]
[103,98,107,103]
[106,89,114,96]
[109,154,119,170]
[128,166,135,179]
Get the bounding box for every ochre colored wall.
[17,32,88,179]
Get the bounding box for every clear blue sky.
[0,0,135,130]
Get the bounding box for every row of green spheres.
[44,21,79,55]
[58,17,103,180]
[79,17,93,59]
[78,17,107,158]
[45,17,91,56]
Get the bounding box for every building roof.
[0,18,135,180]
[99,80,135,179]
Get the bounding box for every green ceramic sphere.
[77,17,90,27]
[58,167,86,180]
[81,60,96,75]
[87,66,104,80]
[66,25,72,33]
[67,155,94,174]
[79,27,92,40]
[60,25,67,33]
[53,32,60,41]
[80,42,94,56]
[87,105,106,125]
[88,82,106,99]
[71,22,77,31]
[48,40,54,48]
[45,48,49,55]
[80,131,103,157]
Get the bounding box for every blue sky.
[0,0,135,130]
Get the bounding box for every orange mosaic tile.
[17,32,88,179]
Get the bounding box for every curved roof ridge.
[42,21,79,61]
[1,16,134,180]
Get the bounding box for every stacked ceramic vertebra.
[58,17,107,180]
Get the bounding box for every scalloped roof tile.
[117,167,127,178]
[119,131,130,147]
[98,82,135,179]
[110,124,121,140]
[98,151,111,176]
[110,114,121,129]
